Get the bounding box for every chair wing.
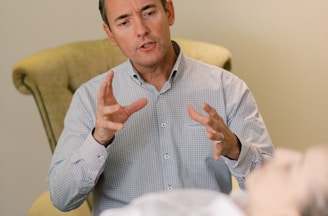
[12,39,126,152]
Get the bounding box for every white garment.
[100,189,246,216]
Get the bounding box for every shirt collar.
[128,40,186,84]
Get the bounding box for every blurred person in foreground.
[100,144,328,216]
[48,0,273,215]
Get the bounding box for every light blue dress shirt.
[48,42,273,216]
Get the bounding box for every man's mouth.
[141,42,153,48]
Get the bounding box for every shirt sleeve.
[221,71,274,188]
[222,138,272,189]
[47,84,110,211]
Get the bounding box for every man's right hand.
[93,70,148,146]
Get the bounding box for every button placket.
[156,94,176,192]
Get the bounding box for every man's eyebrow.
[140,4,157,12]
[113,4,157,23]
[114,14,129,23]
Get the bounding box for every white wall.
[172,0,328,150]
[1,0,327,215]
[0,1,105,215]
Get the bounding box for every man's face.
[103,0,175,71]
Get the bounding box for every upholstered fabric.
[13,37,231,216]
[28,191,91,216]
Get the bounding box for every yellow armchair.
[13,37,232,216]
[28,191,91,216]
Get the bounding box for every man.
[48,0,274,215]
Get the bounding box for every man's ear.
[103,23,117,46]
[166,0,175,26]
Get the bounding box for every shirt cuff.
[78,133,110,173]
[222,138,259,178]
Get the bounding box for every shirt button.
[164,153,170,159]
[160,123,166,128]
[98,155,105,160]
[167,185,173,191]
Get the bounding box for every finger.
[103,70,116,105]
[213,141,224,161]
[124,98,148,116]
[187,105,204,123]
[97,79,108,107]
[97,71,114,107]
[188,105,216,134]
[105,70,114,83]
[101,104,121,116]
[202,103,218,118]
[104,121,124,131]
[202,103,225,133]
[97,118,124,131]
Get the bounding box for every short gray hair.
[99,0,167,27]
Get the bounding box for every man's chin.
[134,57,162,69]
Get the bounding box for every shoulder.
[183,56,234,78]
[182,56,247,88]
[76,60,130,96]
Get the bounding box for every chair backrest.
[12,37,231,152]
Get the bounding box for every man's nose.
[134,17,149,37]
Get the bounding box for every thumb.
[124,98,148,116]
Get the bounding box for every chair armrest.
[28,191,91,216]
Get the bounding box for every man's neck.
[134,45,177,91]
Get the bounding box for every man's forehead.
[106,0,161,9]
[106,0,161,17]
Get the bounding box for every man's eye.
[119,21,129,26]
[143,10,155,17]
